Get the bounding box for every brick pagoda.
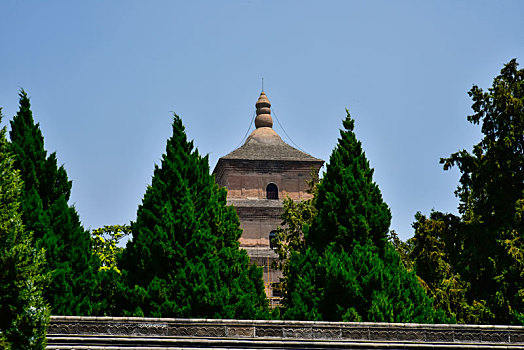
[213,91,323,303]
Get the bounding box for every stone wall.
[47,316,524,349]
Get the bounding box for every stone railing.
[47,316,524,349]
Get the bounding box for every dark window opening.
[271,283,282,297]
[266,183,278,200]
[269,230,277,249]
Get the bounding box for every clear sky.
[1,1,523,241]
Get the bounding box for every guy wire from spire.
[233,110,256,150]
[271,107,307,153]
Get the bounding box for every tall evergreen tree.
[427,59,524,324]
[121,114,268,319]
[0,109,49,349]
[9,90,95,315]
[282,111,447,322]
[307,114,391,252]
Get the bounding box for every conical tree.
[9,90,95,315]
[121,114,268,319]
[282,110,447,322]
[308,113,391,252]
[0,109,49,349]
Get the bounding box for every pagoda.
[213,91,323,303]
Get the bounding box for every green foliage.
[410,59,524,324]
[388,230,414,271]
[8,90,96,315]
[323,243,446,322]
[409,212,488,323]
[280,248,322,321]
[120,114,268,319]
[281,110,446,322]
[307,111,391,252]
[0,109,49,349]
[273,170,319,270]
[410,212,463,290]
[283,243,448,322]
[91,225,131,274]
[88,225,131,316]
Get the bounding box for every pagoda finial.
[255,91,272,128]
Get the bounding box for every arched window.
[266,183,278,200]
[269,230,277,249]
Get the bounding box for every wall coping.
[48,316,524,346]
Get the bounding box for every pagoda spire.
[255,91,273,128]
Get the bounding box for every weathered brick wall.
[214,158,322,300]
[233,205,282,246]
[215,160,315,201]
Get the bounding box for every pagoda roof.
[221,128,322,162]
[218,91,323,163]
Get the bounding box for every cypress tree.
[0,109,49,349]
[9,90,95,315]
[308,113,391,251]
[121,114,268,319]
[282,110,447,322]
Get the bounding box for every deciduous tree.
[90,225,130,316]
[409,212,490,323]
[273,170,319,270]
[439,59,524,324]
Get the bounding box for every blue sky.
[1,1,523,240]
